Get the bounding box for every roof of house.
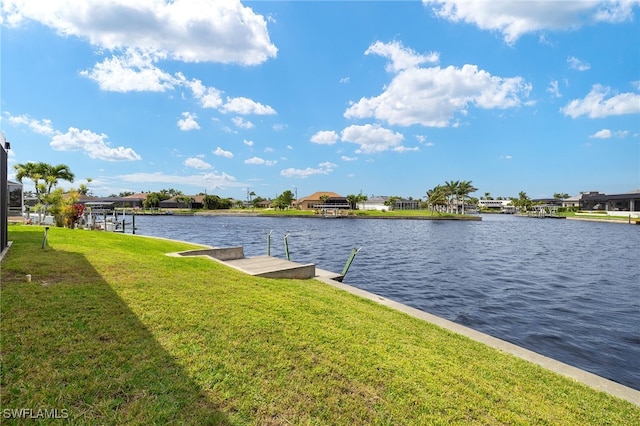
[296,191,343,202]
[364,196,417,203]
[123,193,149,200]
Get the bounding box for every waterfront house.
[358,196,420,211]
[562,190,640,216]
[295,192,349,211]
[477,199,513,210]
[159,195,204,210]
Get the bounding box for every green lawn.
[1,226,638,425]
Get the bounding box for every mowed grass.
[1,226,638,425]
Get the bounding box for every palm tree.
[14,162,45,202]
[443,180,460,213]
[457,180,478,215]
[346,194,357,210]
[78,178,93,196]
[43,163,75,194]
[517,191,532,211]
[15,162,73,202]
[425,185,447,215]
[384,196,401,211]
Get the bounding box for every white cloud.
[590,129,612,139]
[341,155,358,161]
[594,1,639,23]
[118,171,238,190]
[213,147,233,158]
[222,97,276,115]
[423,1,638,44]
[345,41,531,127]
[80,49,177,92]
[567,56,591,71]
[280,162,337,178]
[51,127,141,161]
[177,112,200,131]
[5,112,140,161]
[5,113,56,135]
[243,139,254,147]
[589,129,630,139]
[187,78,223,109]
[264,147,274,153]
[393,145,420,153]
[245,156,276,166]
[232,117,254,129]
[500,154,513,160]
[561,84,640,118]
[3,0,277,65]
[341,124,405,154]
[310,130,339,145]
[184,157,212,169]
[340,77,350,84]
[414,135,435,148]
[548,80,562,98]
[365,40,439,72]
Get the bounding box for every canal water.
[133,213,640,390]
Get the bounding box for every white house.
[358,196,419,211]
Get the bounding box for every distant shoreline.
[193,211,483,221]
[132,210,638,224]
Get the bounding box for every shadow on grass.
[1,229,229,425]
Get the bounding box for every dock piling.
[341,247,361,278]
[283,233,291,261]
[41,226,49,249]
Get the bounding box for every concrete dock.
[173,246,344,281]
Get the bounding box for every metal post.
[132,214,136,234]
[341,247,361,277]
[283,233,290,261]
[267,230,272,256]
[42,226,49,249]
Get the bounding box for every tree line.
[14,162,574,227]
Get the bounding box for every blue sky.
[1,0,639,201]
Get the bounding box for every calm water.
[132,213,640,390]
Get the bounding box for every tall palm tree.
[78,178,93,196]
[15,161,75,202]
[443,180,460,213]
[14,162,45,202]
[426,185,447,215]
[457,180,478,215]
